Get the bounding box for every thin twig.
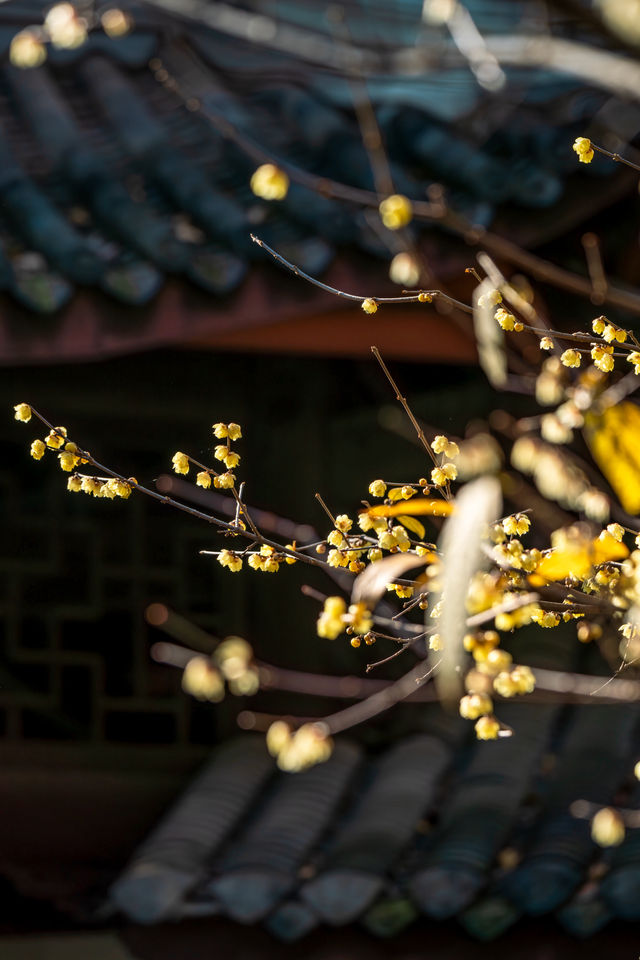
[371,347,438,461]
[251,235,473,314]
[592,141,640,174]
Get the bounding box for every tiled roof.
[0,0,631,361]
[111,640,640,942]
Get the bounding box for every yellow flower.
[172,451,189,474]
[573,137,594,163]
[228,423,242,440]
[520,548,541,572]
[493,671,519,698]
[634,760,640,780]
[223,451,240,470]
[30,439,46,460]
[392,525,411,552]
[347,602,373,634]
[114,479,132,498]
[503,514,529,537]
[327,530,347,549]
[592,316,606,335]
[324,596,347,618]
[362,298,378,314]
[45,427,67,449]
[317,597,346,639]
[561,349,581,368]
[182,657,225,702]
[475,715,501,740]
[266,720,291,757]
[539,337,554,351]
[367,548,383,562]
[429,633,442,651]
[215,471,235,489]
[478,289,502,308]
[250,163,289,200]
[607,522,625,542]
[327,549,348,568]
[14,403,32,422]
[213,445,228,462]
[389,251,420,286]
[603,324,617,343]
[369,479,387,498]
[399,485,414,499]
[81,476,102,496]
[379,193,412,230]
[495,308,516,331]
[335,514,353,534]
[591,807,625,847]
[445,440,459,458]
[276,722,333,772]
[212,422,228,439]
[387,583,413,599]
[531,609,561,628]
[58,450,79,472]
[615,329,627,343]
[67,475,82,492]
[459,693,493,719]
[284,543,297,565]
[196,470,212,489]
[431,435,448,454]
[218,549,243,572]
[248,554,265,571]
[10,29,47,68]
[591,345,615,373]
[442,462,457,481]
[510,664,536,694]
[378,530,398,550]
[627,352,640,374]
[431,467,447,487]
[480,648,513,675]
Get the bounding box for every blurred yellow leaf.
[396,514,426,539]
[535,533,628,582]
[366,499,455,519]
[387,487,407,502]
[585,402,640,515]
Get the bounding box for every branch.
[250,234,472,314]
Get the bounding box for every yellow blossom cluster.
[172,422,243,494]
[378,193,412,230]
[247,544,281,573]
[182,637,258,702]
[215,636,259,696]
[495,308,523,333]
[267,720,333,772]
[218,549,243,572]
[387,582,414,599]
[182,656,225,702]
[67,475,134,499]
[316,596,373,641]
[478,288,502,308]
